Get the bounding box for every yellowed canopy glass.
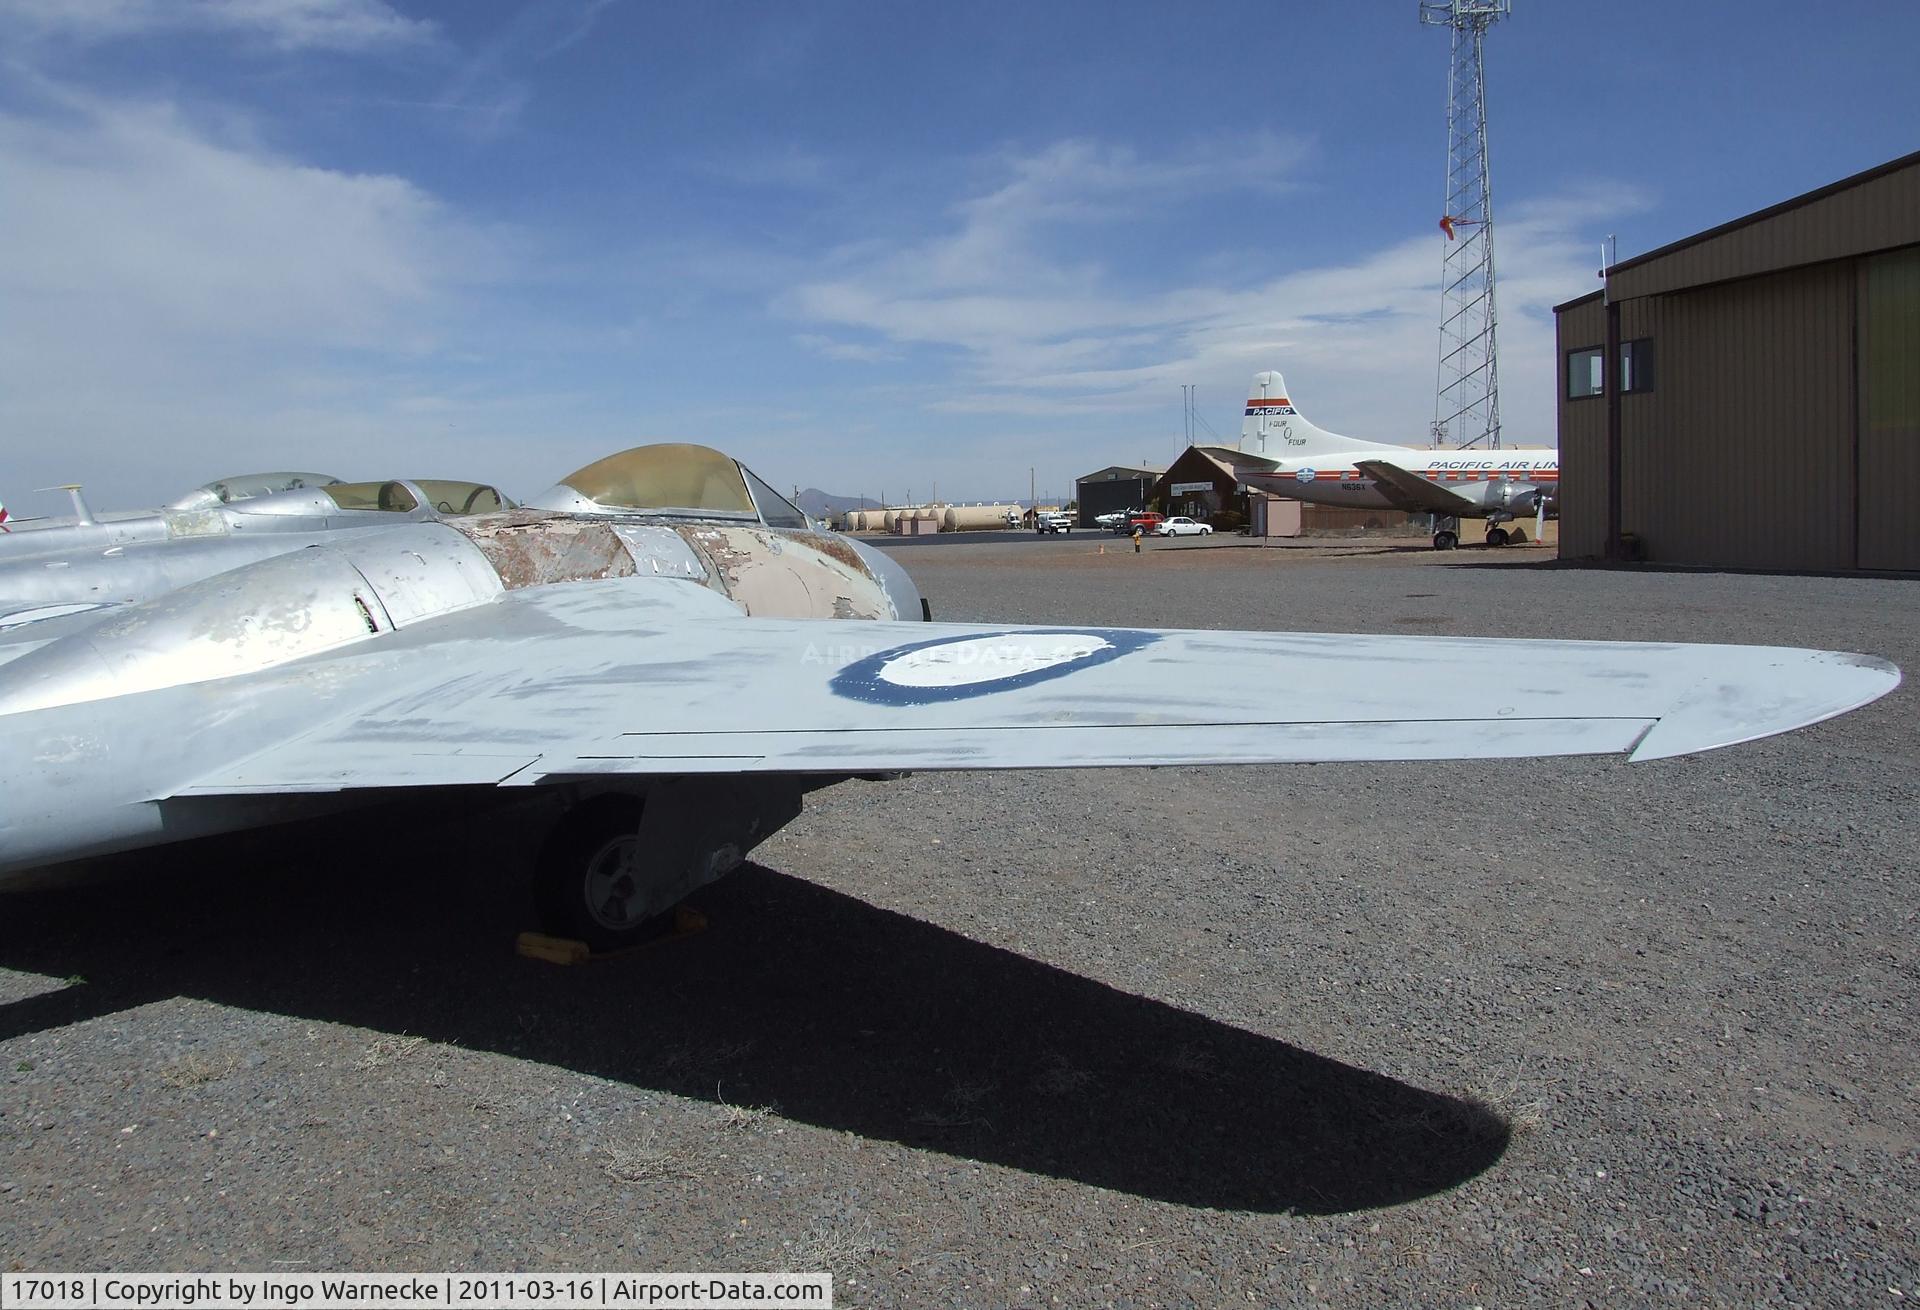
[412,480,512,515]
[557,444,755,514]
[324,481,419,512]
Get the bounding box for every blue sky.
[2,1,1916,509]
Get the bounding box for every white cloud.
[778,138,1647,448]
[792,334,900,364]
[0,89,507,500]
[0,0,433,51]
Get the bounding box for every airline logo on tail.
[1237,370,1403,458]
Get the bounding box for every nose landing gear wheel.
[1432,529,1459,550]
[1486,527,1510,547]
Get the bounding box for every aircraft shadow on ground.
[0,816,1508,1215]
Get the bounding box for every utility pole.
[1422,0,1509,450]
[1181,384,1200,448]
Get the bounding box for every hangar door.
[1859,246,1920,569]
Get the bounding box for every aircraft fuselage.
[1242,449,1560,516]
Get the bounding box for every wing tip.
[1629,650,1901,762]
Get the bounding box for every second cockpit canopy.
[526,443,808,529]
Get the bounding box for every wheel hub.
[583,834,646,929]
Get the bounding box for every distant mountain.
[794,488,881,517]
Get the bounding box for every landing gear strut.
[536,780,804,951]
[1431,515,1460,551]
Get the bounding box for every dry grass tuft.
[1034,1054,1097,1097]
[783,1221,879,1280]
[1469,1077,1547,1136]
[159,1052,240,1088]
[603,1138,697,1183]
[910,1079,997,1131]
[714,1087,777,1132]
[357,1035,426,1071]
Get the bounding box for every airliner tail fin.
[1237,371,1401,457]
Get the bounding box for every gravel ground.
[3,536,1916,1307]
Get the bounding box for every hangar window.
[1566,347,1604,399]
[1621,339,1655,393]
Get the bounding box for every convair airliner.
[1227,370,1558,550]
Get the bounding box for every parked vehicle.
[1155,516,1214,537]
[1036,511,1074,534]
[1119,511,1164,535]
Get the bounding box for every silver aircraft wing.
[170,575,1901,796]
[1353,459,1481,515]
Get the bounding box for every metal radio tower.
[1421,0,1509,449]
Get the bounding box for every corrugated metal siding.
[1626,263,1854,569]
[1612,161,1920,301]
[1859,246,1920,569]
[1555,298,1609,557]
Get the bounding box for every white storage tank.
[942,504,1021,531]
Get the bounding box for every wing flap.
[523,717,1652,777]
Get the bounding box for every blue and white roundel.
[1294,467,1317,483]
[831,629,1158,705]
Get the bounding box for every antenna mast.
[1422,0,1508,450]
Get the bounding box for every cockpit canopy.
[320,480,513,516]
[167,472,344,512]
[414,480,513,516]
[526,444,808,528]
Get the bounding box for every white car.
[1036,511,1074,534]
[1154,516,1213,537]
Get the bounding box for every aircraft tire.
[1486,527,1510,547]
[537,794,671,952]
[1433,530,1458,551]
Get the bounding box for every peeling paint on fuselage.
[463,517,638,591]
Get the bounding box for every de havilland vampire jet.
[1221,370,1558,550]
[0,472,344,541]
[0,443,1898,949]
[0,473,514,629]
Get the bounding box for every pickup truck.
[1035,511,1074,534]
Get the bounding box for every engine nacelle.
[0,524,501,717]
[1492,480,1552,514]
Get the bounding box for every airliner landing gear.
[1486,526,1511,547]
[1431,515,1460,551]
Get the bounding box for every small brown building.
[1555,150,1920,570]
[1152,447,1243,520]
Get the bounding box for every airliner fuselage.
[1230,372,1560,548]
